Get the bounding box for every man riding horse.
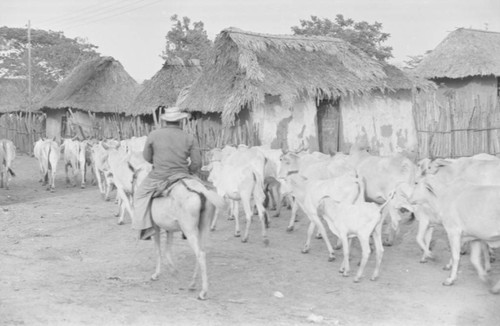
[133,106,202,240]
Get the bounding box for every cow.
[34,138,60,192]
[410,175,500,293]
[278,151,357,232]
[347,146,416,246]
[61,138,85,188]
[279,171,362,261]
[91,139,120,200]
[0,139,16,189]
[79,139,98,188]
[414,156,500,262]
[203,146,269,245]
[107,148,152,225]
[318,194,387,282]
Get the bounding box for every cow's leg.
[184,231,208,300]
[315,218,336,261]
[354,234,372,283]
[370,222,384,281]
[339,234,350,276]
[231,200,241,237]
[80,164,86,189]
[491,279,500,294]
[443,231,461,286]
[151,227,162,281]
[240,193,254,243]
[270,183,281,217]
[228,200,236,220]
[210,208,219,231]
[65,163,71,185]
[287,198,298,232]
[469,240,488,282]
[254,202,269,246]
[71,161,78,187]
[0,169,4,188]
[416,218,433,263]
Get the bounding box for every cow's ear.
[434,158,451,167]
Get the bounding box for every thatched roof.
[37,56,140,114]
[178,27,428,125]
[415,28,500,79]
[126,57,201,116]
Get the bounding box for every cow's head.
[278,152,300,179]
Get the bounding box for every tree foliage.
[162,15,213,66]
[0,26,100,95]
[291,15,393,61]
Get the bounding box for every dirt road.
[1,154,499,325]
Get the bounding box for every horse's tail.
[182,179,224,249]
[182,179,226,210]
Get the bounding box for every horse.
[148,178,225,300]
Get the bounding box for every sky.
[2,0,500,83]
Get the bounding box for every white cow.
[411,175,500,293]
[91,139,120,200]
[280,171,362,261]
[0,139,16,189]
[61,138,85,188]
[319,196,387,282]
[204,146,269,244]
[35,138,60,192]
[348,146,416,246]
[414,156,500,262]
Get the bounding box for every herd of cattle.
[1,136,499,295]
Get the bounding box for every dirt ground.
[1,154,499,326]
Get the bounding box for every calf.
[0,139,16,189]
[318,197,386,282]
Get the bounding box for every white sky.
[2,0,500,83]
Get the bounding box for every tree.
[0,27,100,97]
[162,15,213,66]
[291,15,392,61]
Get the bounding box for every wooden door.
[317,99,341,154]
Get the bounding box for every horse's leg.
[151,227,162,281]
[164,231,177,274]
[184,232,208,300]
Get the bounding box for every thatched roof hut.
[179,27,427,125]
[415,28,500,79]
[127,57,201,116]
[37,56,140,113]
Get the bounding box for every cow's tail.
[353,172,366,205]
[47,145,52,171]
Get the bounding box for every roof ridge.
[455,27,500,35]
[223,27,344,44]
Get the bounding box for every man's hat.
[160,107,190,122]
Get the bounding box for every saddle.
[151,172,214,198]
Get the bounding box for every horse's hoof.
[151,274,159,281]
[343,272,350,278]
[197,292,207,300]
[286,226,294,233]
[370,275,378,281]
[263,238,270,246]
[328,255,336,262]
[50,188,55,193]
[228,216,235,221]
[353,277,361,283]
[301,248,309,254]
[443,265,451,271]
[81,185,86,189]
[241,238,248,243]
[315,234,323,240]
[419,259,428,264]
[234,232,241,238]
[273,213,280,218]
[117,221,124,225]
[382,240,393,247]
[210,227,216,232]
[442,279,454,286]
